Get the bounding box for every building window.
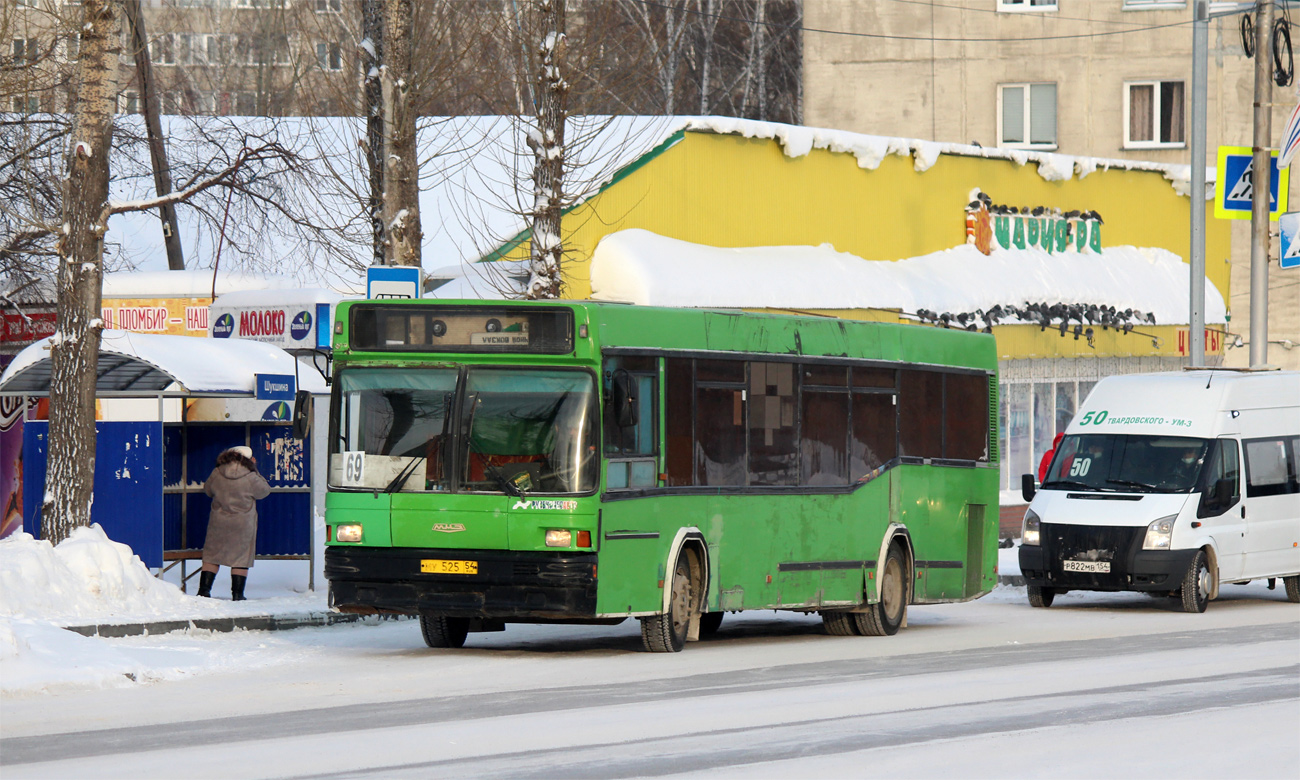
[12,38,38,66]
[150,33,175,66]
[998,0,1057,11]
[11,95,40,113]
[1123,1,1187,8]
[316,0,342,12]
[59,32,80,62]
[317,41,342,71]
[235,91,257,115]
[1125,80,1185,148]
[119,90,140,114]
[999,82,1057,149]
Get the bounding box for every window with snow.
[1124,81,1185,148]
[997,0,1057,11]
[999,83,1056,150]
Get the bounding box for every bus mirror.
[612,372,638,428]
[1021,473,1037,502]
[292,390,312,440]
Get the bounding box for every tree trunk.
[526,0,567,300]
[124,0,184,271]
[382,0,421,267]
[43,0,120,545]
[363,0,385,267]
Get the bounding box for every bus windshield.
[1043,434,1211,494]
[330,366,597,495]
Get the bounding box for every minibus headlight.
[335,524,363,543]
[1142,516,1176,550]
[545,529,572,548]
[1022,509,1041,546]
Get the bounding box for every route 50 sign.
[1215,146,1289,221]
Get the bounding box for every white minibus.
[1019,370,1300,612]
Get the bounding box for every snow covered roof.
[677,117,1214,197]
[588,229,1226,326]
[101,270,305,299]
[210,288,344,308]
[0,330,327,396]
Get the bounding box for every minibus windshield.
[1042,434,1211,494]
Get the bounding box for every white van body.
[1019,370,1300,611]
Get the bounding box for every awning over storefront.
[0,329,327,396]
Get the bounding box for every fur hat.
[229,446,253,460]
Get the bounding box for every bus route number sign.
[342,451,366,486]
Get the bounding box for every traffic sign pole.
[1189,0,1208,367]
[1249,0,1273,368]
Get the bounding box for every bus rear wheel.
[855,544,908,637]
[641,550,698,652]
[420,613,469,648]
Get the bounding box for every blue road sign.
[367,265,423,299]
[1281,212,1300,270]
[1216,146,1289,220]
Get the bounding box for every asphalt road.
[4,588,1298,779]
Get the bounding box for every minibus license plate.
[1062,560,1110,573]
[421,559,478,575]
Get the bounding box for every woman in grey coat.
[198,445,271,600]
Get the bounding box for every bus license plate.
[1063,560,1110,573]
[421,559,478,575]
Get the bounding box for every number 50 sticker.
[341,451,366,485]
[1079,411,1109,426]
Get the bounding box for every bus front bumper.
[325,546,598,620]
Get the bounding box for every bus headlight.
[1022,509,1041,546]
[336,524,363,543]
[545,529,572,547]
[1142,516,1176,550]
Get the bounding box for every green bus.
[323,300,999,652]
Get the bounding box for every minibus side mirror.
[1021,473,1037,502]
[611,371,638,428]
[292,390,312,440]
[1200,477,1236,515]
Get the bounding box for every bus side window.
[604,356,658,489]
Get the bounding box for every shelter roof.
[0,330,327,396]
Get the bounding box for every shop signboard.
[208,292,337,350]
[100,297,211,336]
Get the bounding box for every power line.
[629,0,1199,43]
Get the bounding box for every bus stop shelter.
[0,329,328,590]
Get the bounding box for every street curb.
[62,612,411,639]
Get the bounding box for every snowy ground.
[2,528,1297,779]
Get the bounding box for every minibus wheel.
[1179,550,1212,614]
[1028,585,1055,608]
[1284,575,1300,603]
[420,613,469,648]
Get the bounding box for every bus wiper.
[1106,478,1156,492]
[384,457,423,493]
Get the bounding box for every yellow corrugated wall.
[506,129,1231,330]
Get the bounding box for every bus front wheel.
[855,544,908,636]
[641,550,698,652]
[420,613,469,648]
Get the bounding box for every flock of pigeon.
[965,191,1103,224]
[913,303,1159,347]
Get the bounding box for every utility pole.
[123,0,184,271]
[1190,0,1208,366]
[1249,0,1275,368]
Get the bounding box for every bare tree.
[524,0,568,299]
[381,0,420,267]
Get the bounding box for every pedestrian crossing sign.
[1281,212,1300,270]
[1215,146,1289,221]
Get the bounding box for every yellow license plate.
[420,559,478,575]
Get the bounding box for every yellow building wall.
[503,130,1230,358]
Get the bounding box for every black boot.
[197,570,216,598]
[231,574,247,601]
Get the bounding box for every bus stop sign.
[1215,146,1289,221]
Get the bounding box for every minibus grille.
[1042,523,1144,586]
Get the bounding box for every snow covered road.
[2,587,1297,779]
